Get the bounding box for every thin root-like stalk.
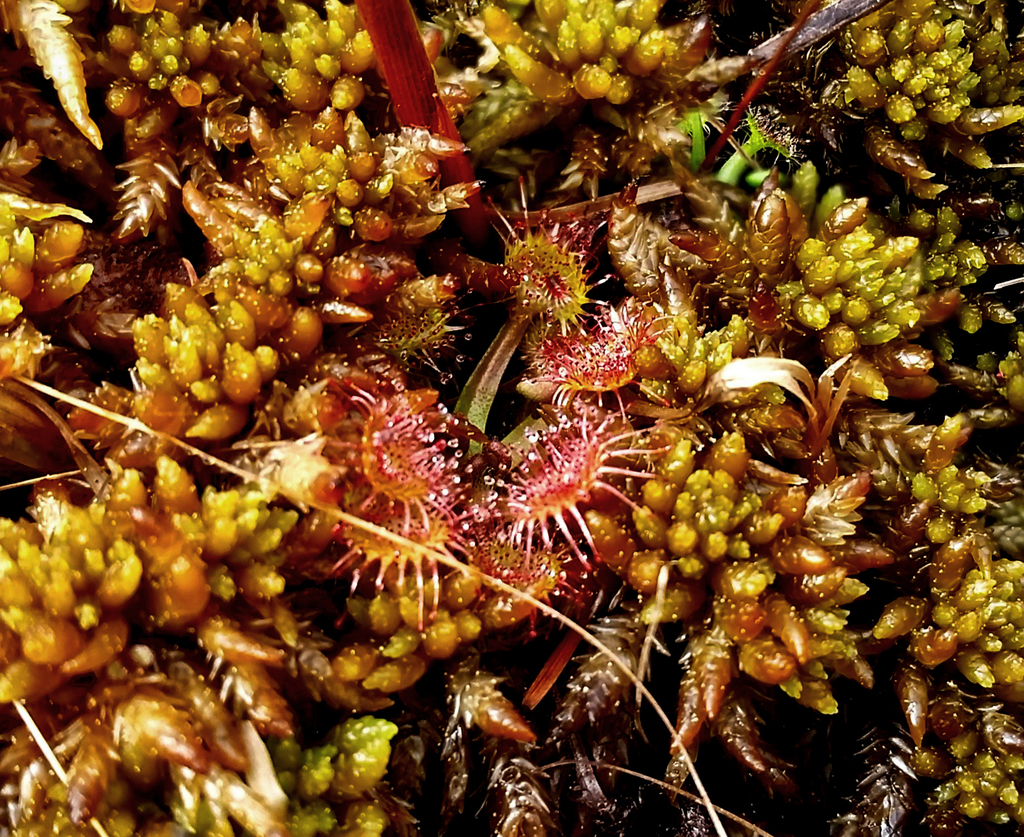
[543,760,777,837]
[3,379,107,494]
[636,563,670,728]
[13,701,111,837]
[499,178,684,227]
[703,0,823,169]
[0,468,81,491]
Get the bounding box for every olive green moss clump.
[908,206,989,288]
[260,0,373,112]
[0,204,91,325]
[912,689,1024,831]
[590,428,877,737]
[636,313,749,405]
[327,581,483,711]
[788,198,922,345]
[0,464,297,702]
[106,9,215,108]
[998,331,1024,412]
[131,283,291,442]
[839,0,1024,196]
[482,0,685,106]
[271,717,398,837]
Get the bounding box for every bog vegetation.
[0,0,1023,835]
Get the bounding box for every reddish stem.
[522,630,583,709]
[355,0,490,249]
[703,0,823,170]
[747,0,891,65]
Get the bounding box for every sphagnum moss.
[0,1,1023,836]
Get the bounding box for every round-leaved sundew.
[501,408,655,563]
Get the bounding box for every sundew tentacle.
[340,384,469,529]
[331,508,451,626]
[499,408,656,564]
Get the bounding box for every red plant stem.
[747,0,891,65]
[355,0,490,249]
[702,0,823,170]
[523,630,583,709]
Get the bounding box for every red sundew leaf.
[355,0,489,249]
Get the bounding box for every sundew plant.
[0,1,1023,836]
